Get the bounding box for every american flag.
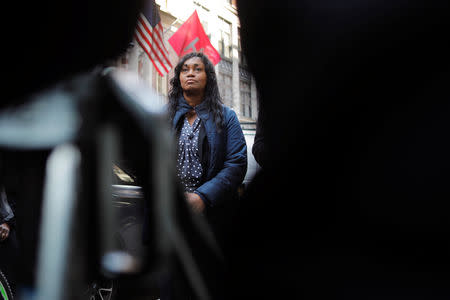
[135,0,172,76]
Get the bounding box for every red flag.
[168,10,221,65]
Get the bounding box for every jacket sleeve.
[195,110,247,207]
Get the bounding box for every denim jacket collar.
[173,96,210,129]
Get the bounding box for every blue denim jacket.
[172,97,247,207]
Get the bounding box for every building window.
[218,17,232,60]
[239,65,253,119]
[240,79,252,118]
[218,60,233,107]
[238,28,247,67]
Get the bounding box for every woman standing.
[168,52,247,237]
[165,52,247,300]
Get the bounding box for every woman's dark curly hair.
[168,52,224,131]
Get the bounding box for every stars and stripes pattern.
[135,0,172,76]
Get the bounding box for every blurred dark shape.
[2,0,144,109]
[229,0,450,299]
[0,2,147,292]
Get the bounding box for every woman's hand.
[185,192,205,214]
[0,223,10,241]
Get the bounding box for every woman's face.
[179,57,207,94]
